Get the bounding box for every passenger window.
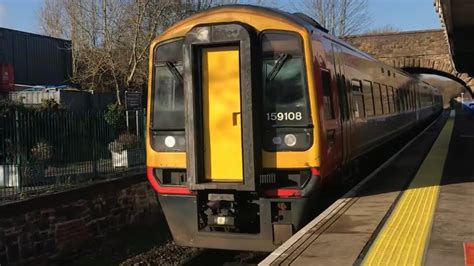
[398,89,404,111]
[388,86,395,113]
[405,89,409,110]
[408,87,413,110]
[363,80,374,117]
[351,79,364,118]
[381,84,389,114]
[417,90,421,108]
[394,89,400,112]
[412,89,416,109]
[405,89,410,110]
[373,82,383,116]
[321,69,335,120]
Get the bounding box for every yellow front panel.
[202,47,243,181]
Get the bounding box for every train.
[146,5,443,252]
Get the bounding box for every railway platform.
[260,105,474,266]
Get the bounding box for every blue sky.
[0,0,441,34]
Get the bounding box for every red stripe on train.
[146,167,192,195]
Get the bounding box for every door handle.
[232,112,241,126]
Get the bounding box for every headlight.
[164,136,176,148]
[263,128,313,151]
[151,131,185,152]
[284,134,297,147]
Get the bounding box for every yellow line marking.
[363,114,454,266]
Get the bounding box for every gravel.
[120,242,202,266]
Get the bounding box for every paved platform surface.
[260,106,473,266]
[425,106,474,266]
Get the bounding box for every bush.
[104,103,126,134]
[38,98,62,112]
[30,141,54,162]
[108,133,140,153]
[0,98,28,115]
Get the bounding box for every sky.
[0,0,441,34]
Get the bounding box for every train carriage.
[146,5,442,251]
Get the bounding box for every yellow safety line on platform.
[363,112,454,266]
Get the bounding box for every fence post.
[125,110,129,133]
[91,112,98,178]
[135,110,139,136]
[14,110,22,189]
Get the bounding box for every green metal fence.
[0,109,146,202]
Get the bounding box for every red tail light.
[146,167,192,195]
[263,188,301,198]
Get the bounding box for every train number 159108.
[266,112,302,121]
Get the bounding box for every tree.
[294,0,371,37]
[39,0,237,105]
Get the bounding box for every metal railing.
[0,109,146,202]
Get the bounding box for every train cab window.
[261,32,310,127]
[373,82,383,116]
[381,84,389,114]
[388,86,395,113]
[321,69,335,120]
[351,79,365,118]
[152,39,184,131]
[151,39,185,152]
[363,80,374,116]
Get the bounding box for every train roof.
[196,5,329,33]
[162,5,440,93]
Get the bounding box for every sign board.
[125,91,142,110]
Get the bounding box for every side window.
[321,69,335,120]
[373,82,383,116]
[351,79,364,118]
[408,87,413,110]
[363,80,374,117]
[394,88,400,112]
[400,88,406,111]
[417,89,421,108]
[381,84,389,114]
[403,88,410,111]
[388,86,395,113]
[413,89,417,109]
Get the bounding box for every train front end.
[146,6,322,251]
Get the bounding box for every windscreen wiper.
[266,53,289,82]
[166,61,183,82]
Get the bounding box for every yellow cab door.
[201,46,243,182]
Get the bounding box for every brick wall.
[0,174,161,265]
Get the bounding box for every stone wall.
[0,173,161,265]
[344,29,474,94]
[345,29,450,64]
